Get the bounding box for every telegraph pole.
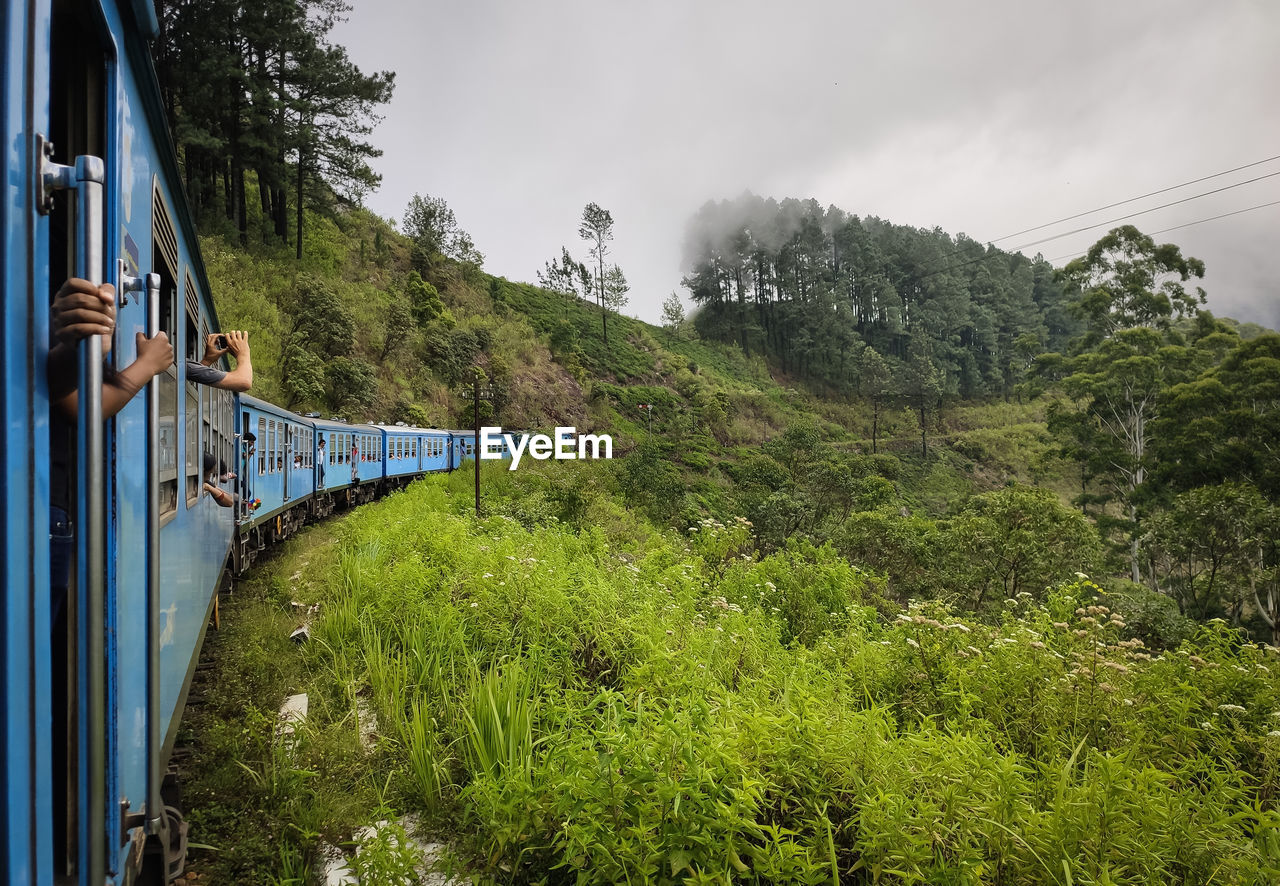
[473,373,481,517]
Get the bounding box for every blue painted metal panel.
[2,0,54,881]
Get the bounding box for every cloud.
[334,0,1280,328]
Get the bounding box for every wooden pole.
[473,374,481,517]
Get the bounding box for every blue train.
[1,3,507,883]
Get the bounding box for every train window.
[185,384,199,505]
[158,372,178,517]
[329,433,335,465]
[258,418,266,474]
[202,380,213,475]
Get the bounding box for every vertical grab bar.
[143,274,163,837]
[73,155,108,886]
[42,145,108,886]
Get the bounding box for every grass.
[184,465,1280,884]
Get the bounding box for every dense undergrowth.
[185,464,1280,885]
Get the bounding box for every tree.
[901,340,944,459]
[1060,224,1205,342]
[1055,328,1201,583]
[156,0,393,252]
[1042,228,1208,583]
[403,193,483,270]
[325,356,377,414]
[603,264,630,312]
[579,203,615,344]
[379,297,413,362]
[286,24,394,259]
[661,292,686,336]
[1154,334,1280,502]
[857,347,896,454]
[405,271,448,326]
[281,342,325,408]
[1146,484,1269,621]
[538,247,591,302]
[947,486,1100,611]
[284,275,354,358]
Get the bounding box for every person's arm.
[211,329,252,392]
[53,332,174,418]
[203,481,234,508]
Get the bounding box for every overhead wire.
[911,152,1280,279]
[988,153,1280,243]
[1005,169,1280,252]
[1045,198,1280,265]
[912,168,1280,280]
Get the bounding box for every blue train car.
[4,0,237,881]
[379,425,453,480]
[312,418,383,503]
[233,396,317,572]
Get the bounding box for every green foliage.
[1060,224,1206,341]
[286,274,356,358]
[349,819,423,886]
[1105,580,1196,650]
[325,357,378,414]
[948,485,1101,612]
[403,193,483,268]
[190,475,1280,885]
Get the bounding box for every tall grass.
[267,479,1280,884]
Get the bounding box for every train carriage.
[4,0,240,881]
[233,396,317,572]
[311,418,383,503]
[380,425,452,481]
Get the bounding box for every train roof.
[309,416,383,434]
[372,425,453,434]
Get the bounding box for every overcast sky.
[333,0,1280,329]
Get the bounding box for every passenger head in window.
[187,329,253,392]
[203,451,234,508]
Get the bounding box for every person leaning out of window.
[187,329,253,392]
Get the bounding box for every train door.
[44,0,123,881]
[283,425,291,502]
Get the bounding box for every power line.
[1007,168,1280,253]
[915,174,1280,282]
[1045,198,1280,264]
[989,153,1280,243]
[913,152,1280,279]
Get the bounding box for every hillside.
[203,207,1070,526]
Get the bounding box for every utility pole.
[471,369,493,517]
[473,373,481,517]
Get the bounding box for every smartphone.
[216,334,229,350]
